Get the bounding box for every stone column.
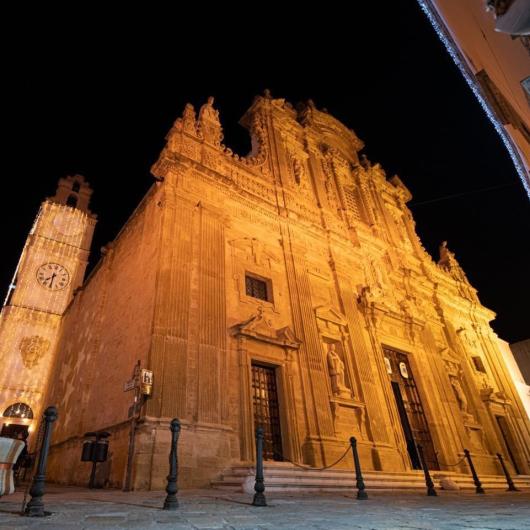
[280,224,336,465]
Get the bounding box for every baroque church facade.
[1,93,529,489]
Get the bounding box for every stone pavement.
[0,485,529,529]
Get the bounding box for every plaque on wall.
[399,361,409,379]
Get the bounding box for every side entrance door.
[251,363,283,461]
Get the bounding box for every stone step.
[212,463,530,493]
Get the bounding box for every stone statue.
[327,344,350,397]
[199,96,220,124]
[450,374,469,413]
[198,96,223,145]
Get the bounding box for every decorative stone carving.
[438,241,468,283]
[232,306,300,349]
[450,374,469,414]
[19,335,50,369]
[198,96,223,147]
[181,103,198,136]
[229,237,278,268]
[327,343,351,398]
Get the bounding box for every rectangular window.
[245,274,269,301]
[472,356,487,373]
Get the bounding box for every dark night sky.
[2,3,529,342]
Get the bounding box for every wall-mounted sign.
[384,357,392,374]
[140,369,153,395]
[123,379,136,392]
[399,361,409,379]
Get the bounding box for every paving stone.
[1,486,530,529]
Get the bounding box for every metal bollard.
[463,449,485,494]
[252,426,267,506]
[24,406,58,517]
[496,453,519,492]
[163,419,181,510]
[349,436,368,500]
[417,444,437,496]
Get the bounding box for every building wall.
[422,0,530,194]
[511,339,530,385]
[46,185,162,488]
[498,338,530,422]
[44,95,530,489]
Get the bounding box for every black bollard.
[417,444,437,496]
[24,406,58,517]
[496,453,519,492]
[349,436,368,500]
[463,449,485,494]
[163,418,181,510]
[252,426,267,506]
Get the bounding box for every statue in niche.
[327,343,350,398]
[450,372,469,414]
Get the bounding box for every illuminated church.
[1,93,529,490]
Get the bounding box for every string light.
[417,0,530,199]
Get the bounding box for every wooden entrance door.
[383,347,439,470]
[251,364,283,461]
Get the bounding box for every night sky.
[2,3,529,342]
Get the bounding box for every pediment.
[233,307,301,349]
[315,305,348,327]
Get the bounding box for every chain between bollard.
[443,455,467,467]
[273,445,351,472]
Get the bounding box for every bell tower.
[0,175,96,439]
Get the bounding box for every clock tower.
[0,175,96,439]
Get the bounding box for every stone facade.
[4,94,529,489]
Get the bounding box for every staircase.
[211,462,530,493]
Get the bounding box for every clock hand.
[49,272,57,288]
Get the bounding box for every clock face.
[52,212,83,237]
[36,263,70,291]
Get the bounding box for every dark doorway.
[384,347,439,470]
[391,381,421,469]
[0,423,29,439]
[496,416,520,475]
[251,363,283,461]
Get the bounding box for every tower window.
[66,194,78,208]
[472,356,487,373]
[72,181,81,193]
[245,274,270,301]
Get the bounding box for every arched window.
[66,194,78,208]
[72,181,81,193]
[3,402,34,419]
